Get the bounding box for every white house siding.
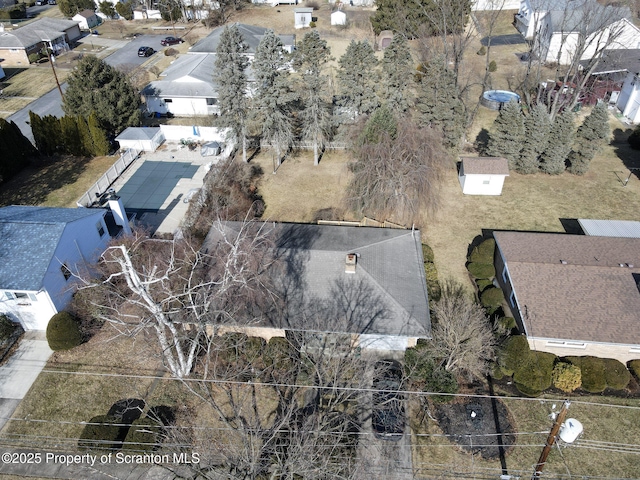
[528,337,640,364]
[0,290,57,330]
[617,72,640,123]
[159,125,228,142]
[146,96,217,116]
[65,24,82,42]
[357,334,413,351]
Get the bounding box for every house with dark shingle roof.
[189,23,295,56]
[0,206,112,330]
[494,231,640,363]
[458,157,509,195]
[203,222,431,351]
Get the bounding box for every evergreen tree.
[29,111,61,156]
[63,56,141,136]
[415,56,466,150]
[60,115,84,156]
[293,31,333,166]
[362,105,397,144]
[253,30,295,170]
[567,103,610,175]
[518,104,551,174]
[380,34,413,113]
[487,100,525,169]
[214,25,250,162]
[0,119,36,183]
[99,1,116,18]
[57,0,94,16]
[337,40,379,117]
[540,111,574,175]
[87,112,110,156]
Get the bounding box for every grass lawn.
[0,67,69,118]
[0,155,117,208]
[411,395,640,479]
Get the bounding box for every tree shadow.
[0,155,91,206]
[474,128,491,156]
[480,34,526,47]
[612,128,640,183]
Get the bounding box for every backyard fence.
[77,148,140,207]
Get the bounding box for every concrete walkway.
[0,331,52,430]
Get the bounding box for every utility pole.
[532,400,570,479]
[48,50,64,101]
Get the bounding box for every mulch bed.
[435,397,516,459]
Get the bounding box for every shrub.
[28,53,41,64]
[579,356,607,393]
[498,335,530,376]
[492,362,504,380]
[489,60,497,72]
[477,46,486,55]
[46,312,82,351]
[476,279,493,293]
[552,362,581,392]
[306,0,320,8]
[628,359,640,381]
[480,287,504,313]
[424,262,441,302]
[78,415,122,451]
[603,358,631,390]
[309,21,316,28]
[467,262,495,279]
[405,349,457,402]
[421,243,435,263]
[513,351,556,396]
[0,314,18,342]
[477,238,496,259]
[164,48,179,57]
[122,416,164,451]
[497,316,516,331]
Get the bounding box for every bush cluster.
[467,238,496,281]
[498,335,556,396]
[46,312,83,351]
[405,346,458,403]
[467,262,495,279]
[565,356,630,393]
[552,362,581,392]
[480,287,504,314]
[421,243,441,301]
[628,359,640,381]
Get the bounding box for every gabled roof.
[494,231,640,345]
[116,127,161,141]
[0,18,79,49]
[545,0,629,35]
[74,9,96,18]
[189,23,295,54]
[204,222,431,338]
[578,219,640,238]
[0,206,105,291]
[581,49,640,75]
[460,157,509,175]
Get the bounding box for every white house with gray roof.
[0,206,112,330]
[203,222,431,351]
[189,23,295,56]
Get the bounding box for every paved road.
[26,3,54,16]
[7,34,166,142]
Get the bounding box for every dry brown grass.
[0,67,69,117]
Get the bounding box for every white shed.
[458,156,509,195]
[115,127,165,152]
[331,10,346,26]
[72,9,99,30]
[617,72,640,124]
[294,7,313,29]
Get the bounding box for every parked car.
[161,36,183,46]
[35,0,46,5]
[371,360,405,441]
[138,46,155,57]
[48,0,56,4]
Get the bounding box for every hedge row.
[467,237,496,281]
[422,244,441,301]
[564,356,630,393]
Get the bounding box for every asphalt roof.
[460,157,510,175]
[578,219,640,238]
[116,127,161,141]
[581,49,640,75]
[204,222,431,338]
[189,23,295,54]
[494,231,640,345]
[0,18,79,49]
[0,206,105,291]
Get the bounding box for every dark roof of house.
[0,206,105,291]
[494,231,640,345]
[204,222,431,339]
[0,18,79,49]
[581,49,640,75]
[461,157,510,175]
[189,23,295,54]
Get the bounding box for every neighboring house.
[494,231,640,363]
[203,222,431,351]
[142,54,222,117]
[514,0,640,65]
[578,219,640,238]
[458,157,509,195]
[0,206,113,331]
[331,10,346,26]
[72,9,100,30]
[0,18,81,66]
[189,23,295,56]
[617,69,640,123]
[294,7,313,29]
[115,127,165,152]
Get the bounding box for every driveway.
[0,331,52,431]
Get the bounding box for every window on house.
[482,180,490,185]
[509,291,515,307]
[96,221,105,237]
[206,98,217,105]
[502,267,508,284]
[61,264,72,281]
[28,293,37,302]
[629,346,640,354]
[4,292,14,300]
[163,99,173,103]
[14,292,28,300]
[545,341,586,349]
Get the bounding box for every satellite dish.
[559,418,583,444]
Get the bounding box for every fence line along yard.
[77,148,140,208]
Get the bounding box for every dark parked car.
[160,36,183,46]
[371,360,405,441]
[138,46,155,57]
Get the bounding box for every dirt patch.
[435,397,515,460]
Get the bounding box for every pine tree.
[63,56,141,136]
[487,100,525,169]
[253,30,295,170]
[415,56,466,150]
[517,104,551,174]
[293,31,333,166]
[540,111,574,175]
[87,112,110,156]
[362,104,397,144]
[380,34,413,113]
[337,40,379,117]
[60,115,84,156]
[214,25,250,163]
[567,103,610,175]
[0,118,35,183]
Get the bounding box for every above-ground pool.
[481,90,521,110]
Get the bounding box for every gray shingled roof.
[578,219,640,238]
[0,18,79,49]
[580,49,640,75]
[116,127,161,141]
[461,157,509,176]
[189,23,295,54]
[494,231,640,345]
[204,222,431,338]
[0,206,104,291]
